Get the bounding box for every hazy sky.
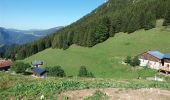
[0,0,105,30]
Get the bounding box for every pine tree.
[163,8,170,26]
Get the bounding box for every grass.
[1,72,170,99]
[23,20,170,79]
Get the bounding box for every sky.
[0,0,105,30]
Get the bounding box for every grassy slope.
[24,20,170,78]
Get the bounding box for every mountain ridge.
[0,26,63,45]
[5,0,170,60]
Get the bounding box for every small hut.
[31,67,47,78]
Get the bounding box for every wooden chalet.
[160,54,170,74]
[0,59,12,71]
[32,67,47,78]
[31,60,43,67]
[31,60,47,78]
[139,51,170,74]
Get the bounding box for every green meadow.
[23,20,170,79]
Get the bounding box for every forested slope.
[6,0,170,60]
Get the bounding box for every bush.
[78,66,94,77]
[11,62,31,73]
[130,56,140,67]
[124,56,132,64]
[45,66,66,77]
[125,56,140,67]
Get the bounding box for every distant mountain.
[8,26,63,37]
[0,26,63,45]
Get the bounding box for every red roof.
[0,60,12,68]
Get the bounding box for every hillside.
[23,20,169,78]
[10,0,170,60]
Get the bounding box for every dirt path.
[59,88,170,100]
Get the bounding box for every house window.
[167,64,170,68]
[144,57,147,60]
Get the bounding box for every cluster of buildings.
[1,50,170,77]
[139,51,170,74]
[31,60,47,78]
[0,58,47,78]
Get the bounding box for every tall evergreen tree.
[163,8,170,26]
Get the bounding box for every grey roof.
[147,51,164,59]
[32,60,43,65]
[32,67,47,75]
[164,53,170,59]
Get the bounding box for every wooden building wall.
[139,53,161,62]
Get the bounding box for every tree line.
[4,0,170,60]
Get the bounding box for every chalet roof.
[32,67,47,75]
[164,54,170,59]
[147,51,164,59]
[0,60,12,68]
[32,60,43,65]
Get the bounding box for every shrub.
[78,66,94,77]
[130,56,140,67]
[125,56,140,67]
[11,62,31,73]
[124,56,132,64]
[45,66,66,77]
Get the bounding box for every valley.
[0,27,62,45]
[1,0,170,99]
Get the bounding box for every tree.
[11,62,31,73]
[17,49,26,60]
[124,56,132,64]
[144,11,156,30]
[37,40,45,51]
[95,17,110,43]
[78,66,94,77]
[46,66,66,77]
[130,56,140,67]
[78,66,88,77]
[86,30,96,47]
[163,8,170,26]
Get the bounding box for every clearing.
[59,88,170,100]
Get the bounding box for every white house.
[139,51,170,74]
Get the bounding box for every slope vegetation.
[1,73,170,99]
[23,20,170,78]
